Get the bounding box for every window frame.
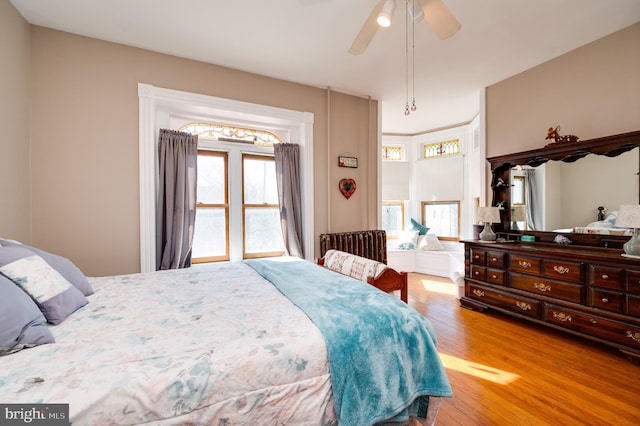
[241,153,285,259]
[192,150,230,263]
[421,200,461,241]
[382,200,406,239]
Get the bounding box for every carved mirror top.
[488,130,640,171]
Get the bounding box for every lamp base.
[624,228,640,256]
[479,222,496,241]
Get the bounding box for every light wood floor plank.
[406,273,640,426]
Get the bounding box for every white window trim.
[138,83,314,273]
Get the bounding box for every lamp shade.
[476,206,501,223]
[615,205,640,228]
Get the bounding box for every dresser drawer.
[470,248,486,265]
[589,265,624,290]
[627,271,640,294]
[542,259,583,283]
[510,255,541,275]
[545,304,640,351]
[590,288,623,313]
[487,268,506,286]
[510,272,582,304]
[486,251,506,268]
[467,283,540,319]
[470,265,486,281]
[628,295,640,317]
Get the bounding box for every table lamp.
[476,206,501,241]
[614,204,640,256]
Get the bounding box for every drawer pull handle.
[553,265,570,274]
[626,331,640,344]
[473,289,485,297]
[492,274,498,279]
[553,312,572,322]
[516,301,532,311]
[590,319,598,324]
[602,298,609,303]
[601,274,609,280]
[534,283,551,292]
[518,260,532,268]
[474,271,480,276]
[474,255,480,259]
[491,257,498,262]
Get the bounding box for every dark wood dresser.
[461,240,640,361]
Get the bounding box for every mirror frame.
[487,130,640,247]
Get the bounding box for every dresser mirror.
[487,130,640,244]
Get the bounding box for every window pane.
[197,154,225,204]
[382,203,403,237]
[423,202,459,239]
[192,208,227,257]
[244,158,278,204]
[244,207,285,253]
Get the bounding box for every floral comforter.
[0,263,336,425]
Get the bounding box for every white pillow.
[419,233,444,251]
[397,230,419,250]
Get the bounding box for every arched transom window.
[180,122,282,146]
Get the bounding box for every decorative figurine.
[545,126,579,146]
[597,206,606,221]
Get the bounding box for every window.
[180,122,282,146]
[512,175,525,205]
[382,201,405,238]
[422,201,460,241]
[242,154,285,258]
[192,151,229,263]
[381,145,404,161]
[423,139,460,158]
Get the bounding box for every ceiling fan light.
[377,0,396,27]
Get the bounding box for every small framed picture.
[338,156,358,168]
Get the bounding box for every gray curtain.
[274,143,304,258]
[156,129,198,270]
[524,168,539,231]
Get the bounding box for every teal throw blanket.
[245,258,452,426]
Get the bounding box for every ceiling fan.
[349,0,461,55]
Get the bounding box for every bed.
[0,241,452,425]
[572,210,634,236]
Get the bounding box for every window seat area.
[387,240,465,298]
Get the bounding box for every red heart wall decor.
[339,178,356,199]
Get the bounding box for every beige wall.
[486,22,640,158]
[24,26,378,276]
[0,0,31,242]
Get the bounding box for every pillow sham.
[0,274,55,356]
[0,245,88,325]
[419,233,444,251]
[0,239,93,296]
[410,218,430,235]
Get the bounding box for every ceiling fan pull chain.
[404,0,410,115]
[411,0,417,112]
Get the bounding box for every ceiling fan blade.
[348,0,386,55]
[418,0,461,40]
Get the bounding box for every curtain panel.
[274,143,304,258]
[156,129,198,270]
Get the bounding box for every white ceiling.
[11,0,640,135]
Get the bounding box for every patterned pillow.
[322,250,386,282]
[0,245,88,325]
[0,274,54,355]
[0,239,93,296]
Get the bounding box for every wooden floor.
[405,273,640,426]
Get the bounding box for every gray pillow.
[0,245,88,325]
[0,239,93,296]
[0,274,55,356]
